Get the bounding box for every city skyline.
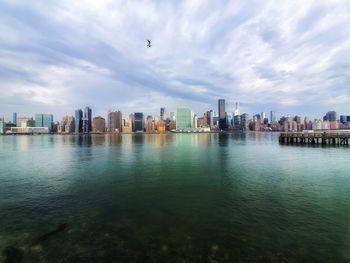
[1,1,350,120]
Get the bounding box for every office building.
[35,114,53,132]
[176,108,193,130]
[240,113,249,130]
[234,102,239,116]
[160,108,166,121]
[13,112,17,126]
[83,107,92,133]
[17,117,35,128]
[108,111,122,132]
[323,111,337,121]
[93,116,105,133]
[75,109,83,133]
[0,118,5,134]
[218,99,226,130]
[58,116,75,134]
[134,112,144,132]
[270,111,276,123]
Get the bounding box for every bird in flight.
[147,40,152,48]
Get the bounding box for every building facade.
[83,107,92,133]
[93,116,105,133]
[35,114,53,132]
[134,112,144,132]
[218,99,226,130]
[75,109,83,133]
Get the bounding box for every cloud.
[0,0,350,121]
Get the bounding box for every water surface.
[0,133,349,262]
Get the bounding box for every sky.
[0,0,350,122]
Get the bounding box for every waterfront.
[0,133,349,262]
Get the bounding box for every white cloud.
[1,0,350,120]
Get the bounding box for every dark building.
[160,107,166,121]
[323,111,337,121]
[75,109,83,133]
[218,99,226,130]
[83,107,92,133]
[340,115,350,124]
[134,112,144,132]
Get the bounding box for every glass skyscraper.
[83,107,92,133]
[270,111,276,123]
[176,108,193,130]
[134,112,144,132]
[13,112,17,126]
[35,114,53,132]
[218,99,226,130]
[75,109,83,133]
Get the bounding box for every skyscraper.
[13,112,17,126]
[160,107,166,121]
[108,111,122,132]
[323,111,337,121]
[134,112,144,132]
[75,109,83,133]
[83,107,92,133]
[35,114,53,132]
[234,103,239,116]
[93,116,105,133]
[176,108,193,130]
[270,111,276,123]
[218,99,226,130]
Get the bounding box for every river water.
[0,133,349,262]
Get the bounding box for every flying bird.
[147,40,152,48]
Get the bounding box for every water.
[0,133,349,262]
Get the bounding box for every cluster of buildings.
[1,100,349,135]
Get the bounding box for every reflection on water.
[0,133,350,262]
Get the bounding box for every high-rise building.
[323,111,337,121]
[83,107,92,133]
[75,109,83,133]
[35,114,53,132]
[13,112,17,126]
[170,112,175,121]
[58,116,75,133]
[261,112,266,121]
[240,113,249,130]
[0,118,5,134]
[134,112,144,132]
[146,116,155,133]
[108,111,122,132]
[218,99,226,130]
[93,116,105,133]
[234,102,240,116]
[160,108,166,121]
[270,111,276,123]
[176,108,193,130]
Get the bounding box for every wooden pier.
[279,131,350,145]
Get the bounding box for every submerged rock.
[2,246,23,263]
[32,223,68,245]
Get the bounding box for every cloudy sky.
[0,0,349,121]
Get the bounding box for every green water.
[0,133,349,262]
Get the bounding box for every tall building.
[170,112,175,121]
[58,116,75,133]
[323,111,337,121]
[218,99,226,130]
[234,102,240,116]
[13,112,17,126]
[75,109,83,133]
[35,114,53,132]
[83,107,92,133]
[160,107,166,121]
[0,118,5,134]
[146,116,155,133]
[240,113,249,130]
[261,112,266,121]
[270,111,276,123]
[134,112,144,132]
[93,116,105,133]
[176,108,193,130]
[108,111,122,132]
